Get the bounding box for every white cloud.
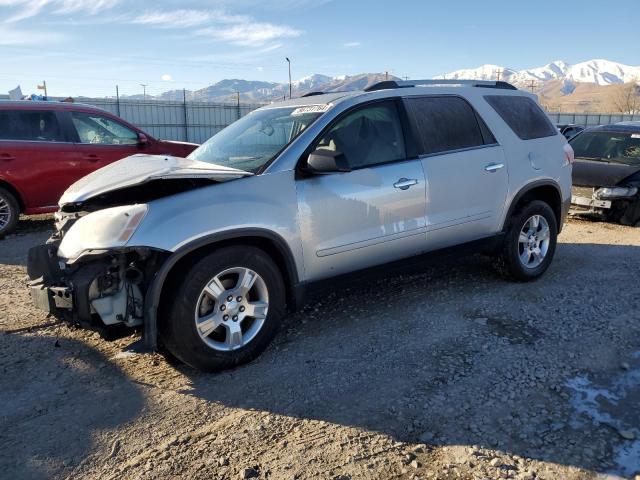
[343,41,361,48]
[161,74,172,81]
[0,0,119,23]
[128,7,301,48]
[0,23,68,44]
[131,9,248,28]
[197,22,301,47]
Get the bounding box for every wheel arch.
[0,179,25,212]
[143,228,300,350]
[503,180,563,233]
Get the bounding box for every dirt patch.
[1,217,639,479]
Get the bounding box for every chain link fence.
[78,98,266,144]
[546,112,640,127]
[4,95,639,143]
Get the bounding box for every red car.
[0,101,198,236]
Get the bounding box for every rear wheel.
[0,187,19,238]
[160,246,285,371]
[498,200,558,281]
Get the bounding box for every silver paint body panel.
[63,85,572,285]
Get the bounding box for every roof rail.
[364,79,517,92]
[301,91,325,97]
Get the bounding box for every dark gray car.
[570,124,640,226]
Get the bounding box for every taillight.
[563,143,575,165]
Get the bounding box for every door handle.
[484,163,504,172]
[393,178,418,190]
[0,153,15,161]
[83,154,100,162]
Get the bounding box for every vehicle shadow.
[0,218,53,266]
[0,332,145,480]
[179,242,640,477]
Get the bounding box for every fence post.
[116,85,120,117]
[183,89,189,143]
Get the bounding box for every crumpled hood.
[59,154,253,205]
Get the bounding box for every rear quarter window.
[484,95,557,140]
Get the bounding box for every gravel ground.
[1,216,639,480]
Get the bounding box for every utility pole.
[285,57,292,99]
[495,69,503,82]
[140,84,147,101]
[528,80,536,93]
[235,91,241,120]
[385,71,389,81]
[183,88,189,142]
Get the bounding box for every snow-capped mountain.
[153,73,399,103]
[292,74,335,90]
[136,59,639,104]
[438,59,640,87]
[438,64,518,82]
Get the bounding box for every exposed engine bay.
[26,178,218,337]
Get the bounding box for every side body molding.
[142,228,300,350]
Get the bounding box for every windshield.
[571,130,640,166]
[188,106,326,173]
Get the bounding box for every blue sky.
[0,0,638,98]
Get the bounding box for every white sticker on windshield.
[631,134,640,139]
[291,104,331,116]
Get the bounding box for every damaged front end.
[27,203,170,339]
[28,241,168,337]
[570,183,640,226]
[26,153,252,340]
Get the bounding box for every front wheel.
[0,187,19,239]
[498,200,558,281]
[160,246,286,372]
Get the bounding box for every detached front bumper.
[27,243,109,330]
[570,185,613,216]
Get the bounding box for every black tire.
[497,200,558,282]
[159,246,286,372]
[0,187,19,239]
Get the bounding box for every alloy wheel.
[0,195,12,232]
[517,214,551,269]
[194,267,269,351]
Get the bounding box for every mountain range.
[151,73,396,103]
[120,59,639,112]
[437,59,640,93]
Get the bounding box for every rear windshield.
[570,130,640,166]
[189,105,325,173]
[484,95,557,140]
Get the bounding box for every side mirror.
[305,149,351,174]
[138,133,149,146]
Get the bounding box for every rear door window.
[0,110,65,142]
[484,95,557,140]
[405,96,492,155]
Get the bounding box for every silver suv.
[27,80,573,371]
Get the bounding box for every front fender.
[141,227,301,349]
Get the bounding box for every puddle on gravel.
[566,352,640,478]
[465,311,543,344]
